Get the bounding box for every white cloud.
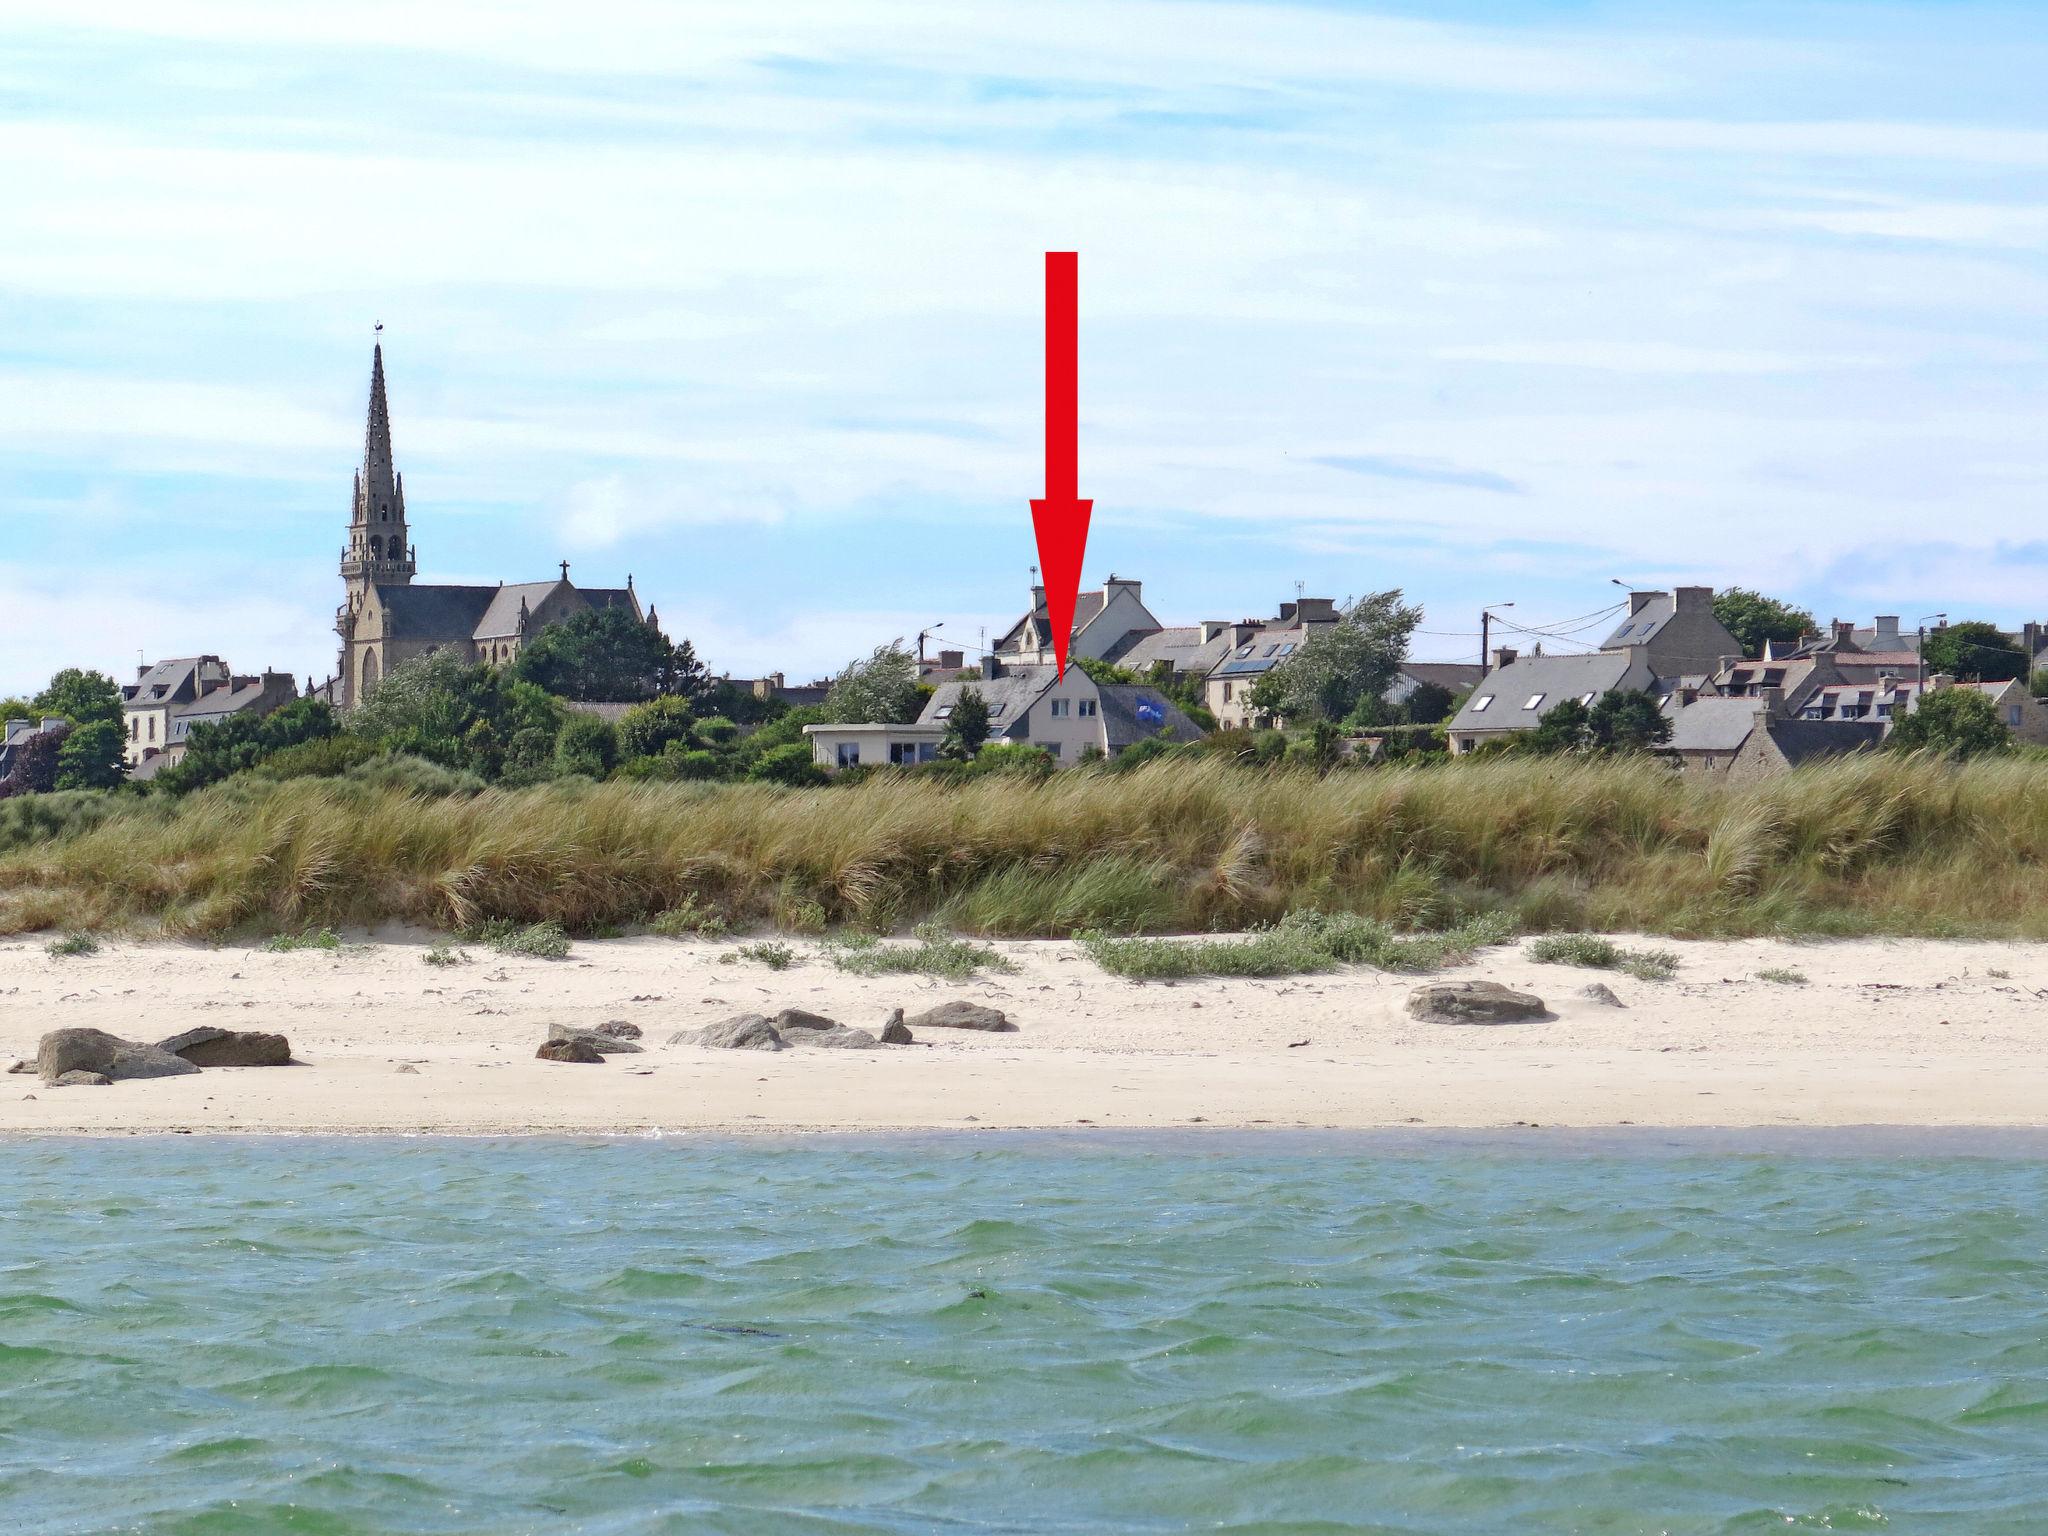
[1435,342,1888,375]
[1536,118,2048,166]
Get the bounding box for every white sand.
[3,932,2044,1134]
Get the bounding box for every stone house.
[992,575,1164,670]
[1446,587,1741,753]
[327,344,649,707]
[0,717,69,781]
[805,655,1202,773]
[120,656,296,775]
[1203,597,1341,729]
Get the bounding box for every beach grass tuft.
[262,928,344,954]
[827,922,1017,980]
[1756,966,1809,985]
[1527,933,1680,981]
[1078,909,1513,980]
[725,940,798,970]
[45,931,99,958]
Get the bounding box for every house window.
[128,717,138,739]
[1049,698,1070,717]
[1279,643,1295,655]
[1579,692,1597,706]
[1262,644,1280,657]
[1613,624,1632,638]
[889,742,916,765]
[1522,693,1546,711]
[1079,699,1097,717]
[2010,706,2024,727]
[934,705,954,720]
[148,716,156,741]
[837,742,860,768]
[918,743,938,763]
[987,704,1005,719]
[1037,741,1062,758]
[1235,644,1255,658]
[1470,695,1493,713]
[1221,683,1232,702]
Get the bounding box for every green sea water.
[4,1133,2047,1534]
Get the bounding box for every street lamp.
[1480,603,1515,675]
[916,622,945,666]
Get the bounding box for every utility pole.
[1480,603,1515,675]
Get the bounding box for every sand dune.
[3,932,2043,1134]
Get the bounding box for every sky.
[5,0,2048,695]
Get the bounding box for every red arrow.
[1030,250,1091,678]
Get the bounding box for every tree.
[1245,590,1423,724]
[347,650,561,780]
[159,698,341,795]
[1525,698,1594,754]
[1713,589,1816,659]
[553,713,618,778]
[1889,687,2012,758]
[616,695,696,760]
[1587,689,1672,751]
[54,719,126,790]
[1401,680,1457,725]
[823,640,922,724]
[32,668,124,729]
[0,721,68,798]
[508,606,699,702]
[1920,622,2026,683]
[1523,690,1669,755]
[939,688,992,761]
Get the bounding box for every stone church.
[330,344,652,708]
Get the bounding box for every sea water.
[3,1132,2046,1533]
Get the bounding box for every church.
[329,344,652,708]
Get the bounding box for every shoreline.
[7,931,2047,1137]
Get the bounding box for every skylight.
[1523,693,1546,710]
[1471,695,1494,713]
[934,706,953,719]
[1579,692,1596,706]
[1613,624,1632,638]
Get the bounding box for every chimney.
[1103,575,1140,601]
[1831,618,1854,648]
[1873,616,1902,650]
[982,653,1003,680]
[1673,585,1711,612]
[938,649,963,670]
[1755,686,1786,721]
[1490,646,1518,671]
[1629,590,1658,615]
[1294,597,1338,624]
[1717,655,1741,676]
[1929,673,1955,692]
[2025,622,2044,661]
[1278,601,1297,624]
[41,717,66,733]
[1030,583,1046,610]
[1678,684,1699,707]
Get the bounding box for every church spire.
[341,334,415,591]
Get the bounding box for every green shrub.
[554,715,618,779]
[725,940,797,969]
[1527,933,1679,981]
[256,735,384,780]
[650,898,730,939]
[1078,910,1512,980]
[338,753,485,798]
[465,919,571,959]
[748,743,826,787]
[1756,966,1808,985]
[826,922,1016,980]
[615,695,696,759]
[423,943,468,967]
[45,932,98,958]
[263,928,343,953]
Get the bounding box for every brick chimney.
[1755,686,1787,721]
[1294,597,1339,624]
[1831,618,1855,648]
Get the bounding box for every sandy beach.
[3,932,2044,1134]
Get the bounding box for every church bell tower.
[339,340,416,594]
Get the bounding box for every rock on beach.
[536,1038,605,1064]
[158,1027,294,1067]
[905,1002,1015,1033]
[546,1023,643,1055]
[36,1028,200,1084]
[1405,981,1547,1025]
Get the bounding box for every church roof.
[374,584,497,641]
[474,581,563,639]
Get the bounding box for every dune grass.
[1525,933,1681,982]
[827,922,1017,980]
[4,752,2048,946]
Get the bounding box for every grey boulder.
[905,1002,1016,1033]
[677,1014,786,1051]
[536,1038,605,1063]
[54,1071,111,1087]
[879,1009,913,1045]
[37,1028,200,1084]
[593,1020,643,1042]
[546,1022,643,1055]
[786,1025,880,1050]
[158,1027,294,1067]
[1578,982,1625,1008]
[1405,981,1547,1025]
[772,1008,839,1034]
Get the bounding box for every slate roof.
[1096,685,1204,749]
[1448,650,1639,734]
[1400,662,1483,691]
[1765,718,1886,767]
[919,668,1060,736]
[1104,625,1244,678]
[123,656,222,705]
[1600,596,1681,650]
[473,581,562,639]
[375,584,497,641]
[994,590,1111,654]
[1665,697,1765,753]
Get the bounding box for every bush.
[46,932,99,958]
[339,754,486,798]
[423,943,468,967]
[255,734,385,781]
[825,922,1016,980]
[748,742,827,787]
[263,928,344,953]
[0,789,119,853]
[465,919,571,959]
[726,940,797,969]
[553,714,618,779]
[616,695,696,759]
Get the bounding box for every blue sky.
[5,1,2048,694]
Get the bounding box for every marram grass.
[4,752,2048,943]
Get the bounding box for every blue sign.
[1135,696,1165,725]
